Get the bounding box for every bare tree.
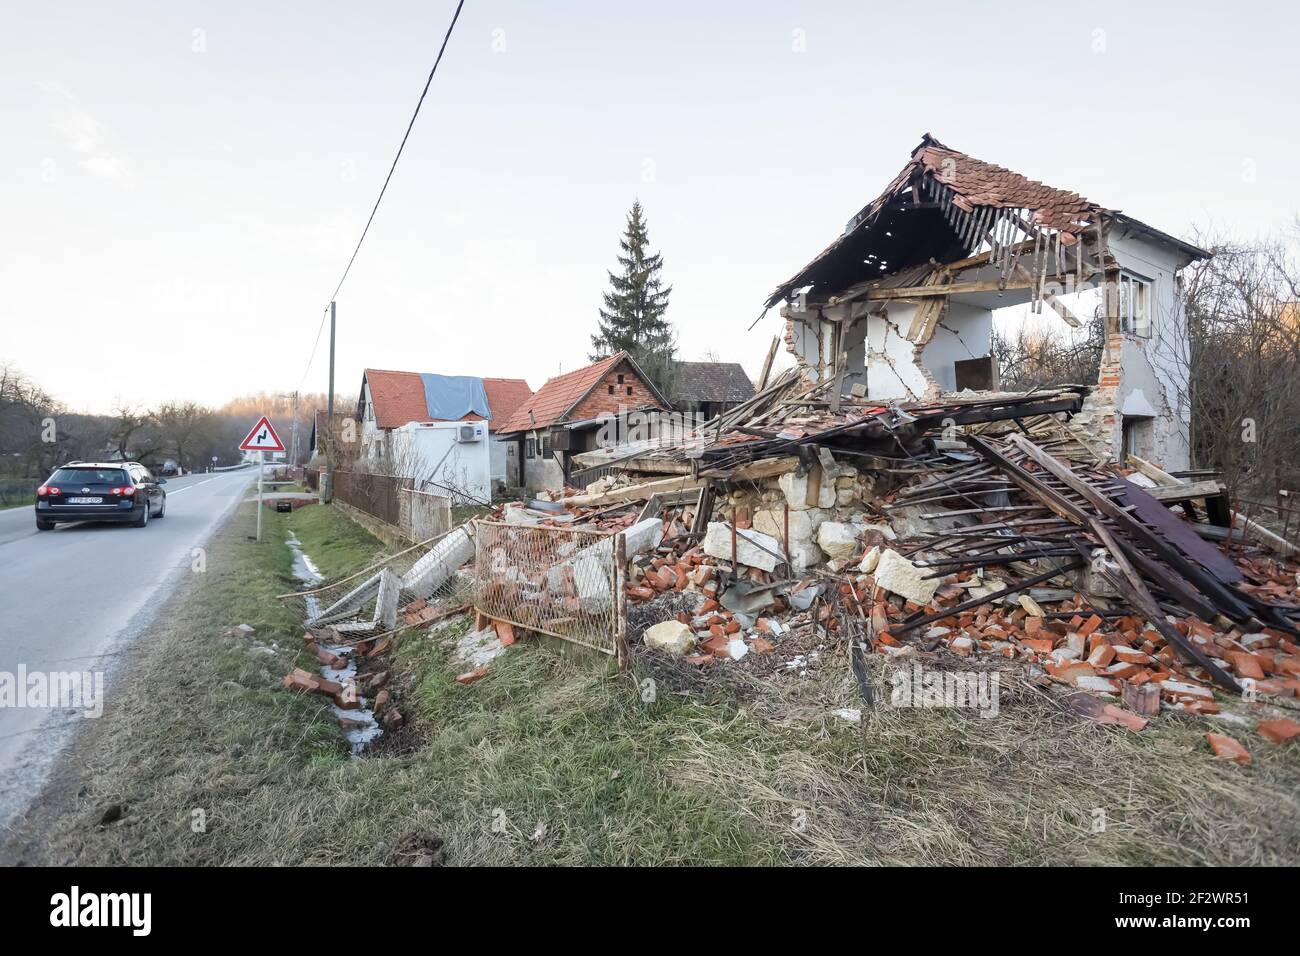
[991,312,1105,391]
[1177,224,1300,500]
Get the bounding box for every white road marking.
[166,476,220,495]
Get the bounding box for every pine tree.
[591,200,677,394]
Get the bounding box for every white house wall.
[864,305,932,400]
[1106,230,1192,470]
[359,381,385,459]
[786,296,995,402]
[489,435,522,490]
[919,299,993,392]
[390,421,492,504]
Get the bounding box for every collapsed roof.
[766,134,1207,310]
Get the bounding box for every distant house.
[671,361,755,422]
[356,369,533,492]
[496,351,671,492]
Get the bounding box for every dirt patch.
[387,831,447,866]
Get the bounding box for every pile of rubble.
[490,371,1300,758]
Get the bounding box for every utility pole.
[328,301,336,425]
[324,300,336,502]
[290,390,300,467]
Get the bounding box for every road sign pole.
[256,451,264,541]
[238,416,285,542]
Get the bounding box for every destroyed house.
[670,361,756,421]
[495,351,671,492]
[771,134,1209,471]
[357,369,533,491]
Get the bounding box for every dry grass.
[6,500,1298,866]
[660,658,1300,865]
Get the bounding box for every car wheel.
[36,518,54,531]
[133,501,150,528]
[155,495,166,519]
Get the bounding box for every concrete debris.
[816,521,859,561]
[643,620,695,655]
[873,549,940,607]
[702,521,781,572]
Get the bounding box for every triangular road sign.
[239,416,285,452]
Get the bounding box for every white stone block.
[873,548,940,606]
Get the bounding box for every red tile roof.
[362,368,533,433]
[481,378,534,432]
[364,369,428,430]
[497,353,633,434]
[914,141,1095,233]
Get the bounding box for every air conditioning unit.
[456,423,485,443]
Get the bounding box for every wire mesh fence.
[275,517,629,664]
[277,523,475,645]
[473,520,626,658]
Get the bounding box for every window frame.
[1117,271,1152,337]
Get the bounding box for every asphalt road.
[0,468,255,830]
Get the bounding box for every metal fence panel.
[473,520,624,656]
[334,470,408,526]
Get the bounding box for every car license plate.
[68,497,103,504]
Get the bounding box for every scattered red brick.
[280,668,320,693]
[1206,732,1252,765]
[493,618,517,646]
[1257,718,1300,745]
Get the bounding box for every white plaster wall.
[489,435,508,482]
[359,381,385,458]
[920,299,994,392]
[521,428,565,492]
[865,305,929,400]
[391,421,492,504]
[1108,230,1193,470]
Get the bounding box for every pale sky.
[2,0,1296,414]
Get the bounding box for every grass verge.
[5,500,1298,865]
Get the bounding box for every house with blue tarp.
[356,368,533,494]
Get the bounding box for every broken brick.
[1257,718,1300,745]
[280,668,320,693]
[493,618,517,646]
[1206,732,1251,765]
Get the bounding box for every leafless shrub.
[1179,224,1300,499]
[991,312,1105,391]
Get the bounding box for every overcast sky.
[2,0,1296,414]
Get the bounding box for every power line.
[297,306,329,390]
[297,0,467,391]
[326,0,466,305]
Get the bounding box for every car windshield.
[49,468,129,485]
